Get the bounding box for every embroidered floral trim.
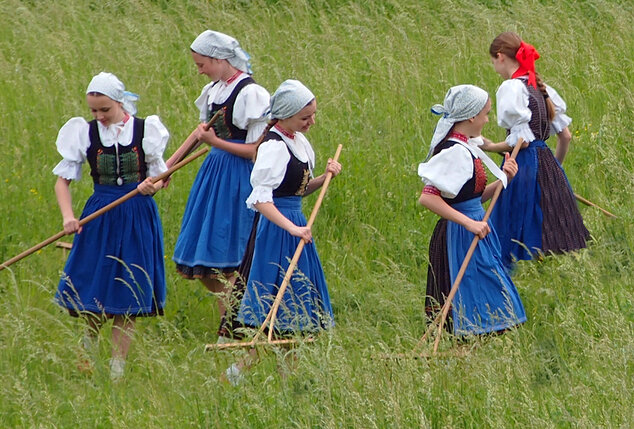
[474,158,487,193]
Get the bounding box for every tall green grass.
[1,0,632,427]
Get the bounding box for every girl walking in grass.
[418,84,526,336]
[224,80,341,384]
[54,72,170,380]
[482,32,589,270]
[168,30,270,337]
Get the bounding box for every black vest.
[209,77,255,141]
[263,131,311,198]
[87,117,146,186]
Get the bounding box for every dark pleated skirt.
[490,140,589,270]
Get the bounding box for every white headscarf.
[428,84,489,158]
[270,80,315,120]
[190,30,252,74]
[86,72,139,115]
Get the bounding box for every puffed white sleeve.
[496,79,535,147]
[52,117,91,181]
[194,82,215,123]
[245,140,291,210]
[233,84,271,144]
[546,84,573,135]
[142,115,170,177]
[417,145,473,199]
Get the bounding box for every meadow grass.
[0,0,632,427]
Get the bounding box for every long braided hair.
[489,32,556,121]
[252,119,278,162]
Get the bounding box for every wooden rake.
[206,144,343,351]
[574,193,617,218]
[385,138,525,360]
[0,145,212,272]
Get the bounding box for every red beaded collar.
[274,124,295,140]
[448,131,468,143]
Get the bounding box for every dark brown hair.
[489,32,555,120]
[253,119,279,161]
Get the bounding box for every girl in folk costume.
[223,80,341,385]
[237,80,342,337]
[418,84,526,336]
[53,72,170,379]
[169,30,270,326]
[483,32,589,269]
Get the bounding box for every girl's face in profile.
[470,98,491,136]
[283,99,317,134]
[86,93,125,126]
[191,51,224,81]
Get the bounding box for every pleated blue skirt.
[238,196,334,334]
[447,198,526,336]
[55,183,166,316]
[173,146,255,270]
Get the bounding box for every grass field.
[0,0,632,427]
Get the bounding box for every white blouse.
[496,78,572,147]
[195,73,270,144]
[418,138,507,199]
[52,115,170,181]
[246,130,315,210]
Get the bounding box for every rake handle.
[0,146,210,272]
[256,144,343,342]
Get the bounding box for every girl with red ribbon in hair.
[482,32,589,270]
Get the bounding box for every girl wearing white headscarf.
[417,84,526,336]
[53,72,170,379]
[235,79,341,338]
[169,30,270,325]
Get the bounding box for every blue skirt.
[55,183,166,317]
[173,146,255,271]
[490,140,589,270]
[238,196,334,334]
[447,198,526,336]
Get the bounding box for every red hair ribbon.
[511,41,540,88]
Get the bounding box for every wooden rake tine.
[414,138,524,357]
[0,146,211,272]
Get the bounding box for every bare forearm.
[208,137,257,159]
[555,127,572,164]
[419,193,474,229]
[54,177,75,220]
[481,137,513,153]
[254,202,296,233]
